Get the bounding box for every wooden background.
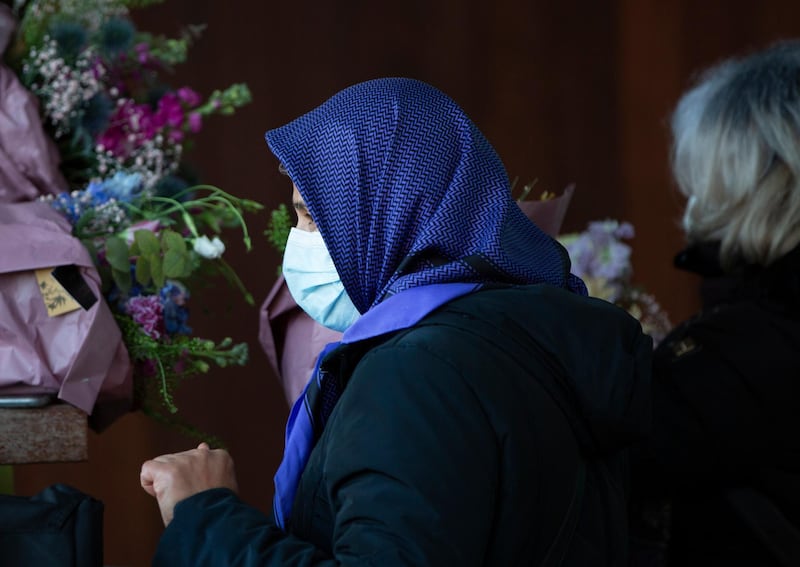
[12,1,800,565]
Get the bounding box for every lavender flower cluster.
[559,220,672,345]
[560,220,635,302]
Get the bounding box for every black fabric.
[0,483,104,567]
[154,285,651,566]
[51,264,98,310]
[726,486,800,567]
[629,243,800,567]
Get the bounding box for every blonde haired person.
[630,41,800,567]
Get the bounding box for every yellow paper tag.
[35,268,82,317]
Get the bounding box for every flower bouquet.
[1,0,260,436]
[558,220,672,345]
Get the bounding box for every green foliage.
[98,16,135,56]
[116,312,247,446]
[101,185,262,307]
[105,235,132,292]
[265,203,292,254]
[122,0,167,8]
[195,83,253,117]
[138,23,204,67]
[128,228,192,288]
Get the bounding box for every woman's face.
[292,184,317,232]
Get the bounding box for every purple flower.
[156,92,184,128]
[188,111,202,133]
[614,221,635,240]
[138,103,161,140]
[177,86,201,107]
[98,100,158,153]
[126,295,165,339]
[97,123,126,156]
[135,42,150,64]
[560,219,634,284]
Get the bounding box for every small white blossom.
[193,235,226,259]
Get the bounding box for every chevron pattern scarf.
[266,78,585,530]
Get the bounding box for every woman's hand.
[140,443,239,526]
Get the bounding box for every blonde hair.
[671,40,800,269]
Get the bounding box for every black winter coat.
[630,243,800,567]
[154,285,651,566]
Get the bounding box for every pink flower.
[126,295,165,339]
[188,112,202,133]
[135,43,150,64]
[98,101,159,155]
[123,219,161,245]
[157,93,184,128]
[138,103,161,140]
[98,127,126,156]
[177,86,201,107]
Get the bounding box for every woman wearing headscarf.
[141,78,651,566]
[629,42,800,567]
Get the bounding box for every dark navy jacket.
[630,244,800,567]
[155,285,651,566]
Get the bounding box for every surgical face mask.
[282,227,360,332]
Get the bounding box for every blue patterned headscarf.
[266,78,585,312]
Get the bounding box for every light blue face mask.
[282,227,360,332]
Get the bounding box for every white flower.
[193,235,226,259]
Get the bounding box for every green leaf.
[163,249,189,278]
[135,256,151,285]
[105,237,131,272]
[161,229,187,253]
[151,257,165,288]
[112,267,132,294]
[135,229,161,256]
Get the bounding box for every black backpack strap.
[540,460,587,566]
[726,486,800,567]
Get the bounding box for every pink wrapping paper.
[259,275,341,407]
[0,5,67,203]
[0,202,132,423]
[517,183,575,237]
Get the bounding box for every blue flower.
[50,21,88,61]
[50,189,96,224]
[99,17,136,56]
[102,172,144,203]
[160,280,192,335]
[85,180,111,204]
[82,93,113,135]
